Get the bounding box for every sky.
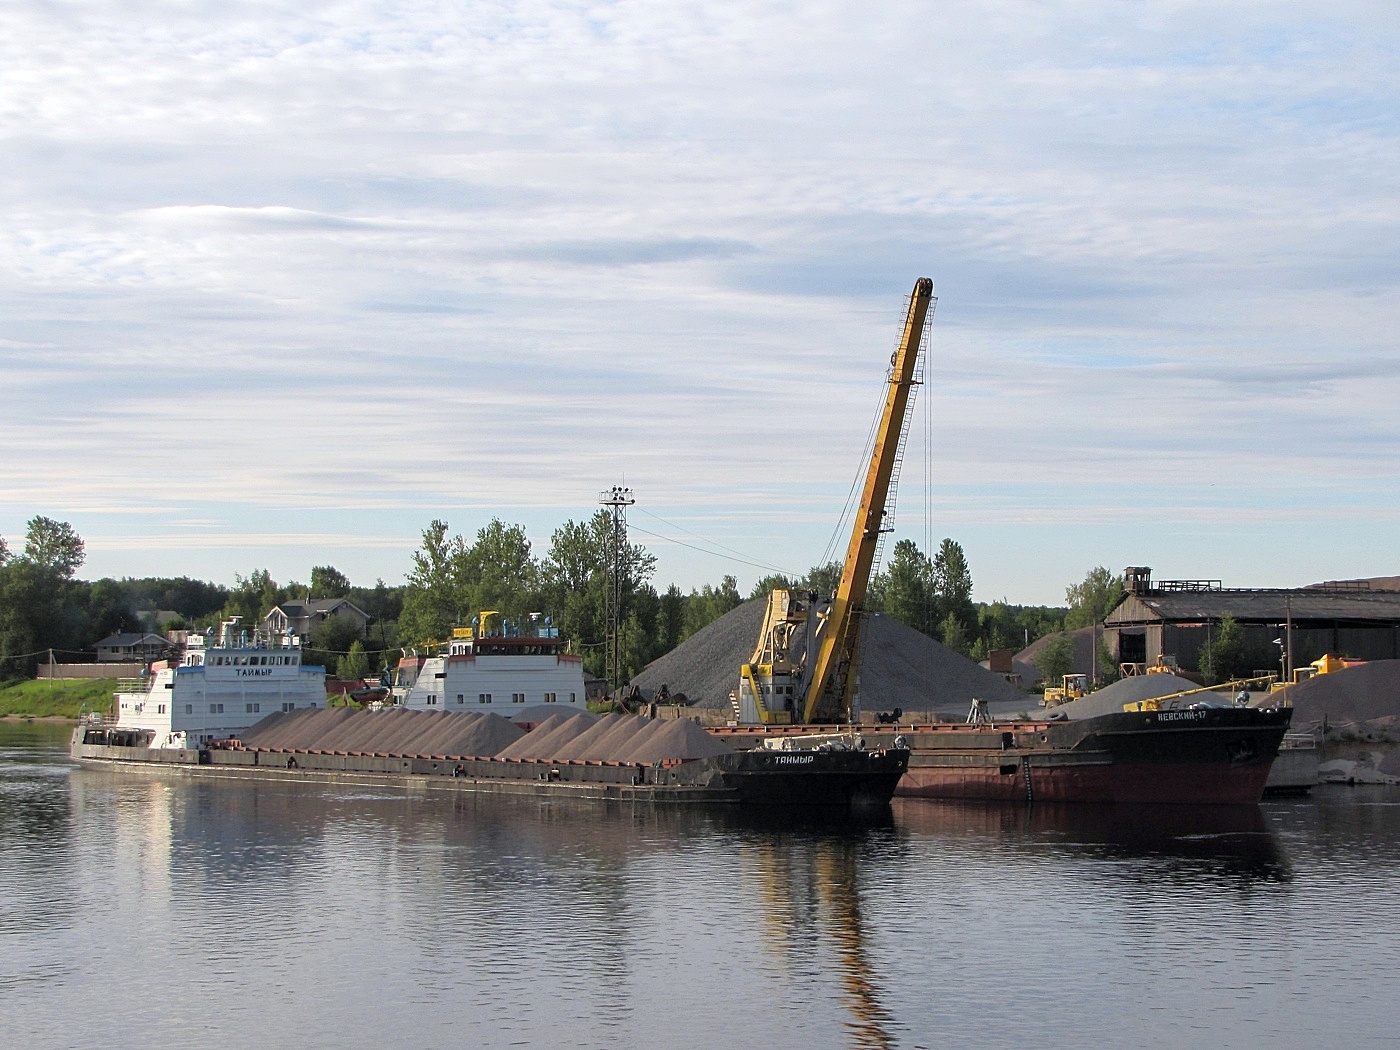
[2,1,1397,607]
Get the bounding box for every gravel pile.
[239,708,526,757]
[632,600,1030,717]
[1049,674,1202,719]
[1260,660,1400,727]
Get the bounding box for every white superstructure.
[111,617,327,747]
[395,611,587,717]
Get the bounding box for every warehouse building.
[1102,567,1400,677]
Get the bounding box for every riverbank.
[0,679,117,719]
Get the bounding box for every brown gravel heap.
[616,719,733,763]
[500,713,735,763]
[495,712,598,759]
[632,599,1030,716]
[238,708,526,757]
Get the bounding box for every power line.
[626,522,801,580]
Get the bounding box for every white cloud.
[1,1,1397,603]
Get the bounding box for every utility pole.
[599,485,635,692]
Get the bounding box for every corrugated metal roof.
[1108,589,1400,625]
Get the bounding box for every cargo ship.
[714,704,1292,805]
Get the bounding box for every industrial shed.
[1102,567,1400,677]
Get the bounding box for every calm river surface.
[4,721,1397,1050]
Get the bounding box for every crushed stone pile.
[1259,660,1400,728]
[1014,627,1099,685]
[1050,674,1202,720]
[238,708,525,757]
[632,600,1030,716]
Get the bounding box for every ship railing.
[115,678,148,693]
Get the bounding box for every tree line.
[3,513,1118,690]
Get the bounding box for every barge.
[714,704,1292,805]
[73,716,907,812]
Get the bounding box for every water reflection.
[11,727,1400,1050]
[894,799,1293,886]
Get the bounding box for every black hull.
[69,729,908,810]
[715,707,1293,805]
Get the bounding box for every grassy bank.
[0,679,118,719]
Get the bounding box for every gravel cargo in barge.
[72,709,908,809]
[715,705,1292,805]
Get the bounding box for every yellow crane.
[736,278,935,724]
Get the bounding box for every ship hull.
[715,707,1292,805]
[896,708,1290,804]
[70,728,908,810]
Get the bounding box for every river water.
[3,721,1397,1050]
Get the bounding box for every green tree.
[463,519,540,620]
[224,569,281,626]
[1034,633,1076,688]
[541,515,609,672]
[307,614,366,677]
[749,574,796,600]
[399,520,467,647]
[938,611,970,656]
[310,565,352,597]
[0,518,89,676]
[86,578,135,640]
[1065,566,1126,630]
[683,576,742,639]
[658,584,685,654]
[540,511,655,677]
[882,539,937,636]
[1199,614,1248,685]
[805,561,843,597]
[932,538,975,634]
[23,516,85,578]
[339,640,371,681]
